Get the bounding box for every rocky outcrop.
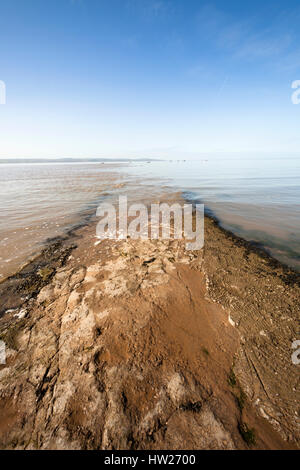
[0,218,298,450]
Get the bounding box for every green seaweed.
[236,390,246,411]
[0,319,26,350]
[239,422,256,446]
[37,267,54,281]
[228,368,237,387]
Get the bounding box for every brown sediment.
[203,216,300,445]
[0,192,298,450]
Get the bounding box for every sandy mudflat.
[0,192,299,450]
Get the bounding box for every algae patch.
[239,422,256,446]
[37,267,55,282]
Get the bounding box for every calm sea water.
[0,156,299,278]
[123,156,300,271]
[0,163,126,279]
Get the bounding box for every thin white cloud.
[196,3,295,62]
[234,33,292,60]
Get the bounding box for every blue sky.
[0,0,300,159]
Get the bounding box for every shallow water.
[0,163,127,279]
[123,156,300,271]
[0,156,299,278]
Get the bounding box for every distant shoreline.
[0,158,164,164]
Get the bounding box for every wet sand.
[0,190,299,450]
